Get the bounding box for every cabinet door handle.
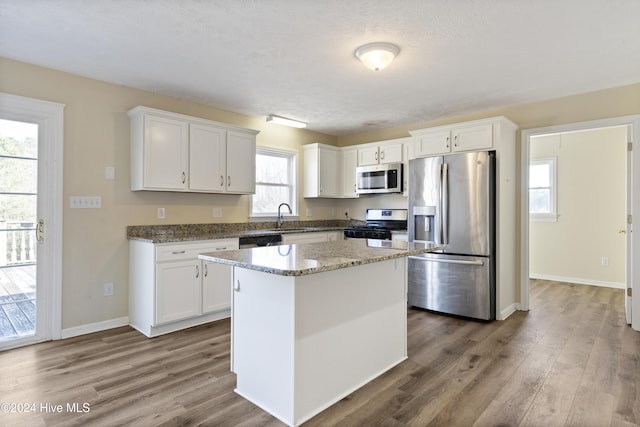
[182,171,186,184]
[380,150,385,160]
[454,135,458,147]
[215,247,227,250]
[375,151,379,161]
[446,136,450,148]
[195,265,199,278]
[171,250,186,254]
[228,175,231,186]
[234,280,240,292]
[204,264,208,277]
[220,175,224,187]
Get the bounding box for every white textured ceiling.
[1,0,639,136]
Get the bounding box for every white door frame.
[520,115,640,330]
[0,92,64,347]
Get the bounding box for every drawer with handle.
[156,238,239,262]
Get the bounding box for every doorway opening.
[521,115,640,330]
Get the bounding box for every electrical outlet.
[601,257,609,266]
[213,208,222,218]
[331,208,336,217]
[157,207,165,219]
[344,209,350,218]
[104,283,114,297]
[306,208,313,217]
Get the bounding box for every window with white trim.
[251,147,297,217]
[529,157,558,222]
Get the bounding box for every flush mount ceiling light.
[266,115,307,128]
[354,42,400,71]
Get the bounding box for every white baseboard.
[530,274,625,290]
[499,303,518,320]
[61,316,130,339]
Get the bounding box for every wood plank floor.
[1,279,640,426]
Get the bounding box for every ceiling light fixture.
[354,42,400,71]
[266,115,307,128]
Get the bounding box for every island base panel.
[232,258,407,426]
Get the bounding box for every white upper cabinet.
[189,123,226,192]
[452,124,494,152]
[341,148,359,198]
[304,144,359,199]
[129,106,258,194]
[411,118,510,157]
[137,114,189,190]
[414,129,452,157]
[304,143,339,198]
[226,130,256,194]
[357,141,403,166]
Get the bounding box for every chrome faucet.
[277,203,292,228]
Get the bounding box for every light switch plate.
[105,166,115,180]
[70,196,102,209]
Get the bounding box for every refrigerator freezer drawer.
[408,253,494,320]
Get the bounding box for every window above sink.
[250,147,298,219]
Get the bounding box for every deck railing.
[0,223,36,266]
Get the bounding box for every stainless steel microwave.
[356,163,403,194]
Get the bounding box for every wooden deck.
[0,264,36,341]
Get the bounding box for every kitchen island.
[199,239,443,426]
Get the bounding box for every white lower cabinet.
[155,259,202,325]
[202,261,233,313]
[129,238,238,337]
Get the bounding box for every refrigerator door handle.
[441,162,449,245]
[408,255,485,266]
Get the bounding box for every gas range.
[343,209,408,240]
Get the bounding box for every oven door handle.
[408,256,484,266]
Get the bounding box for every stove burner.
[343,208,408,240]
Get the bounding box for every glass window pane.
[0,157,38,193]
[256,154,289,184]
[0,194,37,223]
[529,164,550,188]
[253,185,291,214]
[529,189,551,213]
[0,119,38,158]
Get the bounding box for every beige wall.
[1,56,639,330]
[0,58,339,329]
[529,127,627,287]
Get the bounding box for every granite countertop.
[199,239,444,276]
[127,220,359,243]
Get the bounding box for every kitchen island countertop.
[199,239,444,276]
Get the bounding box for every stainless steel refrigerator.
[408,151,495,320]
